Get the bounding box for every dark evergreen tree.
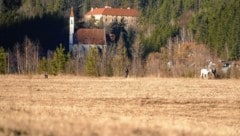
[0,0,5,13]
[0,46,6,74]
[108,18,134,60]
[50,44,69,75]
[2,0,21,11]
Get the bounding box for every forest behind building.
[0,0,239,77]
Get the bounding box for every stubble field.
[0,75,240,136]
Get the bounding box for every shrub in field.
[85,47,101,76]
[146,52,166,77]
[105,60,114,77]
[0,47,6,74]
[231,67,240,79]
[50,44,69,75]
[38,57,47,74]
[111,44,129,77]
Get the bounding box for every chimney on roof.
[91,7,93,11]
[127,7,130,9]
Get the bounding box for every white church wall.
[72,44,106,58]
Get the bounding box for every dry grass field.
[0,75,240,136]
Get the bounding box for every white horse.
[200,61,217,79]
[200,68,211,79]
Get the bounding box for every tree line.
[0,0,240,77]
[1,0,239,60]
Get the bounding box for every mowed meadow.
[0,75,240,136]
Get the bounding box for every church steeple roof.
[70,7,74,17]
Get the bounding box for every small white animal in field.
[222,63,231,74]
[200,68,211,79]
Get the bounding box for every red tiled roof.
[86,8,139,17]
[76,29,105,45]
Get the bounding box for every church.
[69,6,139,55]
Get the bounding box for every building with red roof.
[71,28,107,56]
[75,29,105,45]
[69,6,139,54]
[84,6,140,27]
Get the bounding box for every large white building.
[84,6,139,27]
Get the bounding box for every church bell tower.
[69,7,74,51]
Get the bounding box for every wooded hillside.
[0,0,239,60]
[0,0,239,76]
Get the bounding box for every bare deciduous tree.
[14,37,39,75]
